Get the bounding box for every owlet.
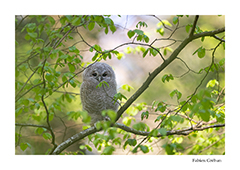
[80,62,118,125]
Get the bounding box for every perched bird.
[80,62,118,125]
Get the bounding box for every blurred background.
[15,15,225,155]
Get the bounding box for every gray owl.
[80,62,118,125]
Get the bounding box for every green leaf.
[91,53,99,61]
[122,117,135,126]
[198,47,205,58]
[150,48,158,56]
[143,48,149,58]
[69,79,77,88]
[43,133,52,140]
[149,129,159,137]
[104,26,109,34]
[92,44,102,52]
[15,107,23,117]
[68,63,75,72]
[170,89,182,100]
[163,47,173,56]
[22,99,30,106]
[62,75,68,83]
[20,143,31,151]
[140,145,149,153]
[35,127,47,135]
[65,93,72,103]
[88,22,95,31]
[156,27,164,36]
[173,17,178,24]
[105,110,117,122]
[28,32,37,38]
[136,21,148,28]
[144,35,149,43]
[95,122,102,130]
[114,93,127,101]
[124,46,134,54]
[79,144,92,152]
[72,17,81,26]
[199,110,210,122]
[219,58,225,66]
[136,35,143,41]
[104,17,113,25]
[123,139,137,149]
[171,115,183,123]
[134,29,144,35]
[69,46,80,54]
[163,143,175,155]
[162,74,174,83]
[206,79,219,88]
[127,30,135,39]
[79,111,91,123]
[96,81,109,89]
[121,84,134,92]
[110,25,116,33]
[193,46,206,58]
[26,23,37,32]
[47,16,55,26]
[132,122,149,131]
[141,111,149,120]
[186,24,192,33]
[157,20,172,27]
[102,146,115,155]
[45,73,54,82]
[158,128,168,136]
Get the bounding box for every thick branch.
[52,126,100,155]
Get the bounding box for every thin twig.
[213,35,225,42]
[15,123,50,130]
[150,15,173,31]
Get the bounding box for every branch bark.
[52,126,100,155]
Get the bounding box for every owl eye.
[102,73,107,77]
[92,73,97,76]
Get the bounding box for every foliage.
[15,15,225,155]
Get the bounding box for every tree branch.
[115,27,225,122]
[115,123,225,137]
[52,126,100,155]
[51,121,225,155]
[189,15,199,37]
[15,123,50,130]
[213,35,225,42]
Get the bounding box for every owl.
[80,62,118,125]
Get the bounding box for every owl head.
[83,62,116,84]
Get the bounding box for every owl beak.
[97,76,103,82]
